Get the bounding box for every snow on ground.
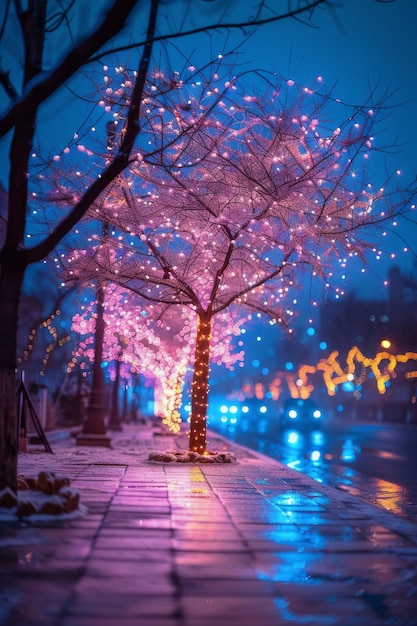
[0,424,238,523]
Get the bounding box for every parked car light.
[280,398,324,428]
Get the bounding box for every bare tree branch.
[89,0,333,61]
[0,0,140,138]
[21,0,160,265]
[0,0,334,138]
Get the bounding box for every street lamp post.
[76,281,111,447]
[108,347,123,431]
[76,120,119,446]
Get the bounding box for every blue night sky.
[185,0,417,300]
[1,0,416,302]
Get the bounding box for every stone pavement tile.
[0,578,76,625]
[172,539,245,552]
[181,595,283,624]
[244,538,313,552]
[174,552,258,580]
[102,515,173,530]
[313,539,383,552]
[351,523,415,547]
[78,504,110,515]
[236,521,305,537]
[169,497,224,507]
[274,580,417,625]
[271,582,390,625]
[70,478,123,490]
[273,510,343,525]
[112,490,170,500]
[74,572,177,596]
[266,490,327,508]
[91,547,173,562]
[84,556,173,578]
[18,526,98,540]
[294,525,371,549]
[118,477,169,486]
[171,512,231,525]
[172,517,235,529]
[109,503,172,516]
[172,527,241,540]
[309,550,416,583]
[1,538,91,571]
[105,503,171,513]
[247,474,287,483]
[2,620,60,626]
[242,521,366,546]
[95,520,172,550]
[93,534,173,550]
[219,509,292,525]
[179,577,277,597]
[55,516,103,530]
[170,503,224,513]
[254,550,321,583]
[62,615,180,626]
[111,492,170,502]
[396,545,417,555]
[216,498,272,510]
[351,581,417,624]
[103,509,172,521]
[260,486,333,503]
[337,509,378,520]
[210,482,261,491]
[67,593,180,619]
[182,618,290,626]
[77,465,127,477]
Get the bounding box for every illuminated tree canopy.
[56,63,416,453]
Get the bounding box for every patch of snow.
[0,471,86,522]
[148,449,237,463]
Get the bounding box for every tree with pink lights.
[69,284,245,432]
[67,67,416,454]
[1,0,343,491]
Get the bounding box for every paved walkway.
[1,423,417,625]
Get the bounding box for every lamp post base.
[76,433,111,447]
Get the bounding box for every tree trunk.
[189,313,211,453]
[82,285,107,435]
[0,259,25,492]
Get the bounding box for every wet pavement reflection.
[210,415,417,522]
[1,426,417,624]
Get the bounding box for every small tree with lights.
[69,283,245,432]
[62,65,416,456]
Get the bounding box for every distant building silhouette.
[320,265,417,356]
